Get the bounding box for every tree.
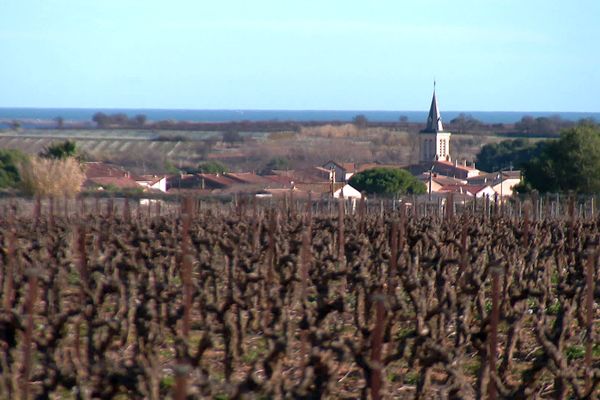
[40,140,78,160]
[449,113,482,134]
[476,139,545,172]
[349,167,426,196]
[222,130,242,145]
[134,114,147,127]
[54,116,64,129]
[0,149,27,189]
[399,115,409,129]
[514,115,572,137]
[92,112,110,128]
[260,157,290,175]
[352,114,368,129]
[523,124,600,193]
[197,160,228,174]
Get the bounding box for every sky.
[0,0,599,111]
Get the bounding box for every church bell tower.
[419,83,451,164]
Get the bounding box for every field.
[0,128,512,174]
[0,195,598,399]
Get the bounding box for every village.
[80,90,522,202]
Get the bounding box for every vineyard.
[0,196,599,399]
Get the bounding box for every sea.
[0,108,598,125]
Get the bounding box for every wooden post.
[370,293,386,400]
[488,263,502,400]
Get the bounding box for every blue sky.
[0,0,598,111]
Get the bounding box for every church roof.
[422,88,444,133]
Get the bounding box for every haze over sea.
[0,109,598,125]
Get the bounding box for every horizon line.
[0,107,598,114]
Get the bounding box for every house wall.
[151,178,167,193]
[475,186,497,198]
[322,161,347,182]
[492,178,521,197]
[333,184,362,199]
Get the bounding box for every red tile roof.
[271,167,331,183]
[262,175,295,188]
[435,160,476,171]
[197,173,238,187]
[83,162,141,180]
[225,172,271,185]
[85,176,141,190]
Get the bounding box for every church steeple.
[419,82,451,163]
[424,82,444,133]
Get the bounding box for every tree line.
[476,122,600,193]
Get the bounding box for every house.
[225,172,272,185]
[136,175,167,193]
[83,176,142,191]
[417,173,467,193]
[83,162,169,192]
[322,161,355,182]
[167,173,237,191]
[432,160,480,180]
[439,184,496,198]
[333,184,362,199]
[260,182,362,200]
[82,162,142,191]
[467,170,521,197]
[293,182,363,199]
[271,167,333,183]
[83,162,138,180]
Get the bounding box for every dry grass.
[300,124,360,138]
[18,156,86,197]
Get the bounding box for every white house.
[439,184,496,198]
[333,183,362,200]
[467,170,521,197]
[136,175,168,193]
[322,161,355,182]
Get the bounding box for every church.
[416,86,522,197]
[419,85,452,163]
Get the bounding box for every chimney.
[462,160,467,167]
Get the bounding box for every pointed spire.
[424,82,444,132]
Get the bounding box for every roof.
[271,167,331,183]
[262,175,295,188]
[85,176,141,190]
[225,172,271,185]
[136,175,166,185]
[197,173,238,187]
[83,162,141,180]
[468,170,521,180]
[261,183,355,199]
[418,173,466,186]
[322,160,355,172]
[435,160,477,172]
[422,87,445,133]
[439,184,492,196]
